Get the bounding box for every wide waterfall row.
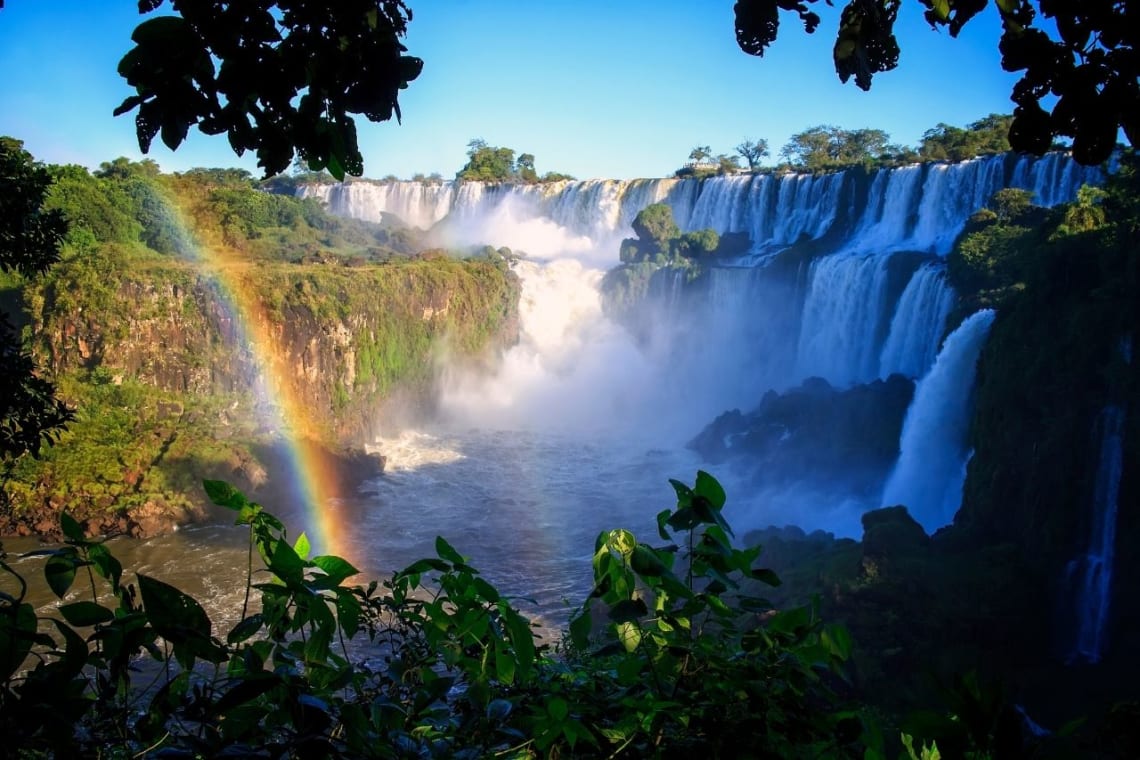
[301,152,1100,257]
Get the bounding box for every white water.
[256,153,1099,613]
[1066,405,1126,664]
[879,264,956,379]
[881,310,996,532]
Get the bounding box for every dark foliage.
[734,0,1138,164]
[114,1,423,179]
[0,138,72,471]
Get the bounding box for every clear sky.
[0,0,1022,180]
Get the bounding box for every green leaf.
[668,478,693,501]
[138,573,211,641]
[473,576,501,602]
[932,0,950,21]
[631,545,667,577]
[615,621,642,653]
[47,617,88,677]
[59,513,85,543]
[293,532,311,560]
[822,623,853,660]
[336,591,361,638]
[87,543,123,591]
[0,602,38,682]
[212,674,280,714]
[227,614,264,644]
[203,480,248,511]
[548,696,569,722]
[398,558,449,576]
[694,470,726,509]
[265,538,306,585]
[44,554,78,598]
[312,555,359,585]
[58,601,114,627]
[434,535,465,565]
[501,605,535,678]
[494,639,516,684]
[751,567,782,587]
[656,509,672,541]
[569,608,592,649]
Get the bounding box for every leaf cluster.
[733,0,1137,164]
[0,137,73,470]
[115,1,424,179]
[0,473,879,758]
[620,203,723,266]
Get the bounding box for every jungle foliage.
[0,472,879,758]
[0,138,73,479]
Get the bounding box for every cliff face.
[27,252,520,445]
[0,250,518,538]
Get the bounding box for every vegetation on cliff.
[456,140,575,184]
[1,144,521,535]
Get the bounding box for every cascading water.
[1065,404,1126,664]
[296,152,1094,599]
[881,309,996,532]
[879,263,956,379]
[796,252,894,386]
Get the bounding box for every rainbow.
[167,204,358,567]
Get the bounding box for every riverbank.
[0,436,385,542]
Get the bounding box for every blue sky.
[0,1,1021,180]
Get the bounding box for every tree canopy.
[780,125,890,170]
[733,0,1137,164]
[0,138,73,468]
[736,138,770,170]
[456,140,572,183]
[919,114,1014,162]
[114,1,423,180]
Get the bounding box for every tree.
[736,138,770,170]
[457,142,517,182]
[780,125,889,169]
[732,0,1137,165]
[0,138,73,473]
[516,152,538,183]
[631,203,680,255]
[113,1,423,180]
[716,154,742,174]
[920,114,1014,161]
[689,145,713,165]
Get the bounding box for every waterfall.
[1066,405,1126,664]
[301,153,1098,258]
[796,252,895,386]
[882,309,996,532]
[879,264,956,379]
[305,153,1095,537]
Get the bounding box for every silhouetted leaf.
[138,573,211,641]
[58,601,114,627]
[88,543,122,591]
[435,535,465,565]
[227,614,264,644]
[607,598,648,623]
[44,554,77,598]
[59,513,84,543]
